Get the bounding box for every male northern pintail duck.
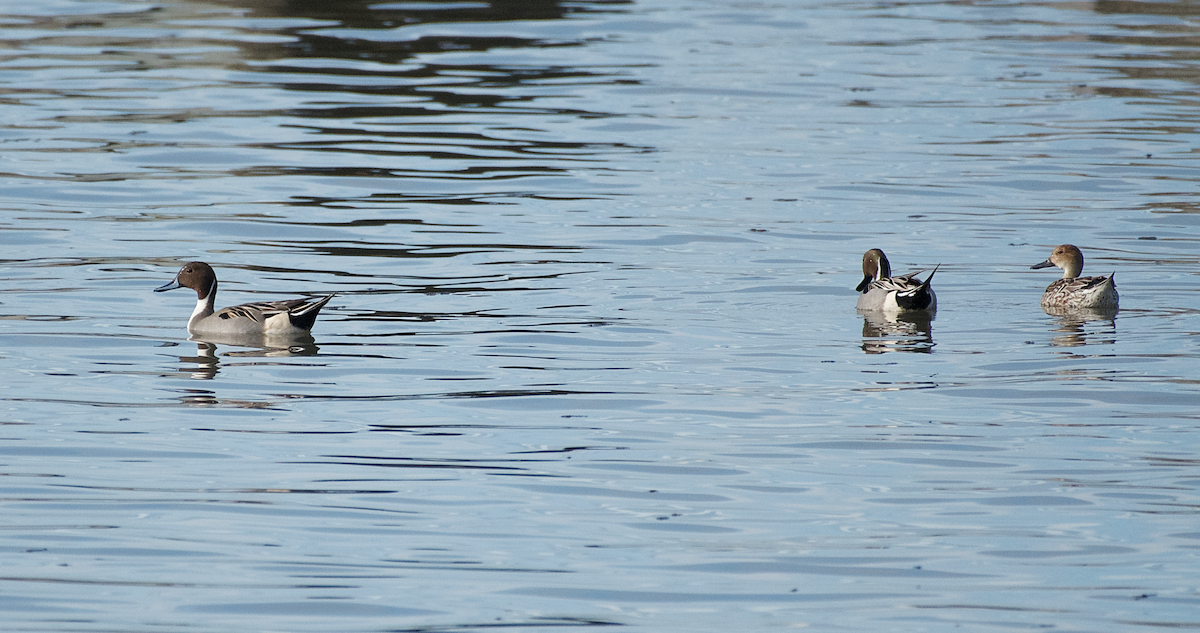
[1030,244,1118,310]
[855,248,938,312]
[155,262,334,337]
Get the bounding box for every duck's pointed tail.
[896,265,938,311]
[288,294,335,332]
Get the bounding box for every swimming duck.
[1030,244,1118,310]
[855,249,938,312]
[155,262,334,338]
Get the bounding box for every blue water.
[1,0,1198,631]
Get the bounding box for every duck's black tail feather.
[288,294,335,331]
[896,266,937,311]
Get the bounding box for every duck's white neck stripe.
[188,286,216,333]
[201,278,217,301]
[191,297,210,321]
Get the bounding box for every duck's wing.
[212,298,313,323]
[1043,273,1118,311]
[868,275,922,293]
[1052,274,1114,295]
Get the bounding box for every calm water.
[1,0,1198,630]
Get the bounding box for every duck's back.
[1041,275,1117,310]
[857,274,936,312]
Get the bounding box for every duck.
[155,262,334,338]
[855,248,938,312]
[1030,244,1118,311]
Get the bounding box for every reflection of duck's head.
[1031,244,1084,279]
[856,249,892,292]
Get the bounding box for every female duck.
[1030,244,1117,310]
[155,262,334,338]
[855,249,938,313]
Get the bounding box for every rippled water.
[2,0,1199,630]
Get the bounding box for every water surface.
[1,0,1199,631]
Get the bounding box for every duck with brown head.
[1030,244,1118,311]
[855,249,938,313]
[155,262,334,339]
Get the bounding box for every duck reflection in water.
[860,310,935,354]
[179,341,221,380]
[174,335,321,380]
[1044,307,1117,348]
